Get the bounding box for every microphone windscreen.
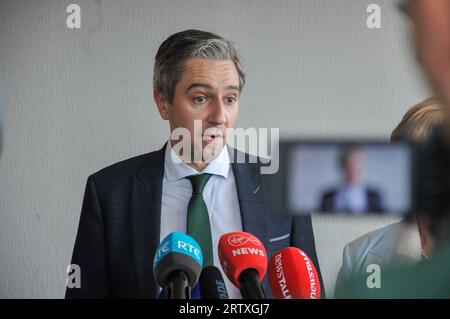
[199,266,229,299]
[153,232,203,288]
[268,247,321,299]
[218,231,267,288]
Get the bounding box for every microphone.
[218,231,267,299]
[268,247,321,299]
[199,266,229,299]
[153,232,203,299]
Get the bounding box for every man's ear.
[153,89,170,120]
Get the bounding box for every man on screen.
[319,147,384,214]
[65,29,323,298]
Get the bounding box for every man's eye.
[193,96,207,103]
[226,97,237,104]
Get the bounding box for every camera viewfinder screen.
[286,142,412,215]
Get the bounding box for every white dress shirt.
[159,142,243,299]
[334,184,368,214]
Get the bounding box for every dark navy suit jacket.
[66,145,324,298]
[320,188,384,213]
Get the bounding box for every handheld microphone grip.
[166,270,190,299]
[239,268,266,299]
[153,232,203,299]
[218,231,267,299]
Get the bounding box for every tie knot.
[188,173,212,195]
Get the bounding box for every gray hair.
[153,29,246,103]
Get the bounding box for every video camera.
[265,126,450,218]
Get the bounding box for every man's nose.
[208,99,227,125]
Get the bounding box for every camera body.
[265,128,450,218]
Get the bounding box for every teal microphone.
[153,232,203,299]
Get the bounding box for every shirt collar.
[341,183,365,193]
[164,142,230,182]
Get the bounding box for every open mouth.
[203,134,223,141]
[203,131,224,141]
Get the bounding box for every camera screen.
[283,142,413,216]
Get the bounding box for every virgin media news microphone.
[199,266,229,299]
[153,232,203,299]
[268,247,321,299]
[218,231,267,299]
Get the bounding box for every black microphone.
[153,232,203,299]
[199,266,229,299]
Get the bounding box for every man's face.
[342,151,364,184]
[156,58,240,163]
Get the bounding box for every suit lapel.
[230,149,270,250]
[131,144,166,298]
[231,150,273,297]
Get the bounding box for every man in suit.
[319,148,384,214]
[65,29,323,298]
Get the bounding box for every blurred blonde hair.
[391,97,444,141]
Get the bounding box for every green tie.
[187,173,214,267]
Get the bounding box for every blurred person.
[337,0,450,298]
[407,0,450,117]
[335,0,450,299]
[335,97,444,297]
[319,147,384,214]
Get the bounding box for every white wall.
[0,0,431,298]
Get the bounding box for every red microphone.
[218,231,267,299]
[268,247,321,299]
